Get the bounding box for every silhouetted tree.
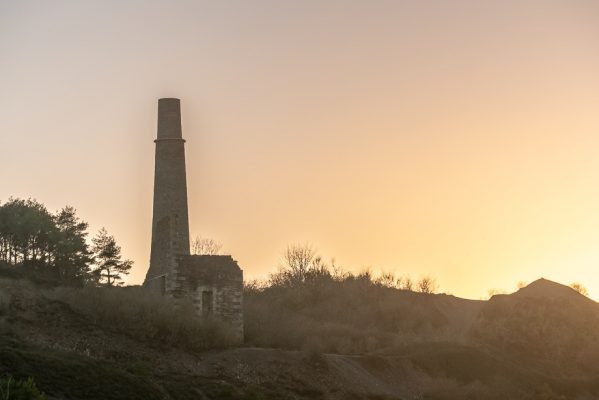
[191,235,222,255]
[53,206,92,286]
[284,243,315,273]
[91,228,132,286]
[0,197,134,287]
[0,198,56,265]
[416,276,438,294]
[270,244,331,287]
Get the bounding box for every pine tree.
[0,198,56,266]
[53,206,92,286]
[91,228,132,286]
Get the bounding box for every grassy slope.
[2,274,599,399]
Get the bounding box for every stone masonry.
[144,98,243,343]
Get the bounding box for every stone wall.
[174,255,244,343]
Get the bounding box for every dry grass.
[244,270,454,354]
[46,285,236,352]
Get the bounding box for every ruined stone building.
[144,98,243,342]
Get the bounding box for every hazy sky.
[2,0,599,299]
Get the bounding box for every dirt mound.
[514,278,594,302]
[470,278,599,378]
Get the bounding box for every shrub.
[569,282,589,297]
[0,376,46,400]
[417,276,438,294]
[244,262,444,354]
[48,285,235,352]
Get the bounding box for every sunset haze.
[2,0,599,299]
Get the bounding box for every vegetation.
[245,244,444,354]
[48,285,235,352]
[0,198,131,287]
[91,228,132,286]
[0,375,45,400]
[0,334,293,400]
[0,278,242,399]
[471,288,599,377]
[569,282,589,297]
[2,198,598,399]
[191,236,222,255]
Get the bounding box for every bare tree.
[270,243,331,286]
[191,236,222,255]
[569,282,589,297]
[283,243,316,275]
[416,276,438,294]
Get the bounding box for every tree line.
[0,198,132,286]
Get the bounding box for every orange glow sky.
[2,1,599,299]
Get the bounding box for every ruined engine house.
[143,98,243,342]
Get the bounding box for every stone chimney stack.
[144,98,190,290]
[142,98,244,342]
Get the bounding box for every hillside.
[2,274,599,399]
[471,279,599,378]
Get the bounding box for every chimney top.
[157,98,182,140]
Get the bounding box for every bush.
[48,285,235,352]
[0,376,46,400]
[244,265,445,354]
